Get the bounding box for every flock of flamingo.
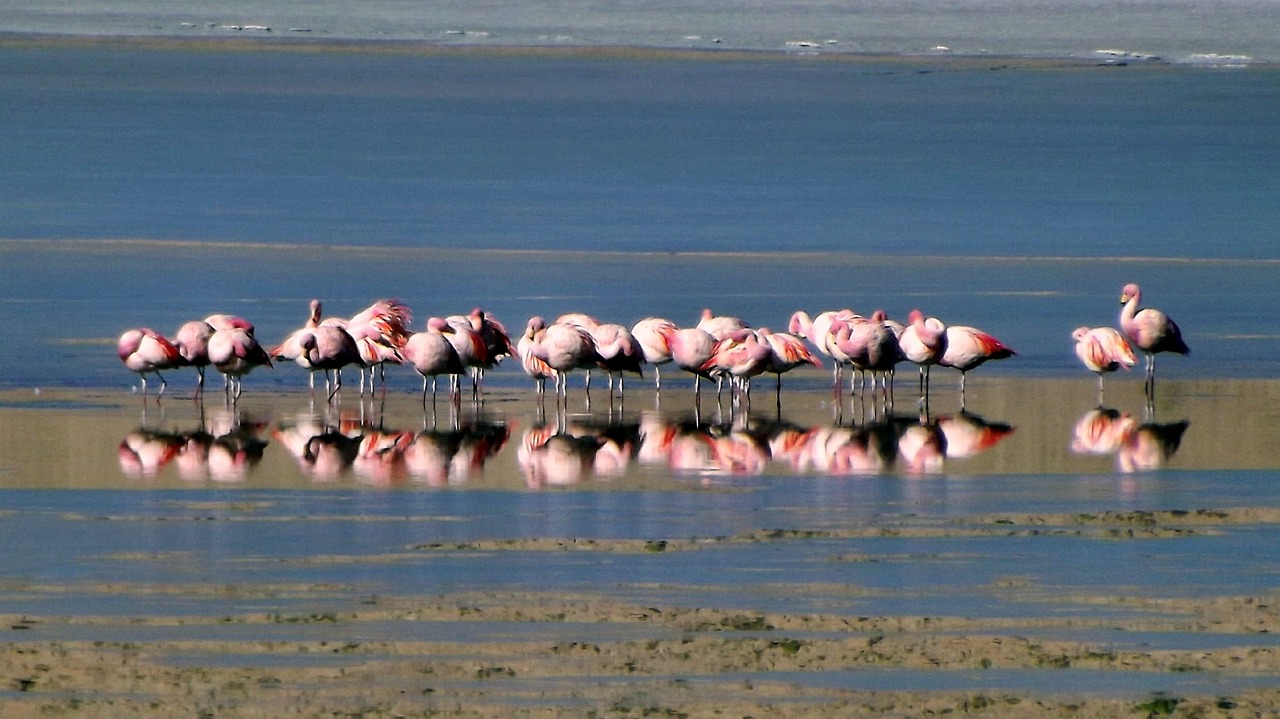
[116,282,1189,405]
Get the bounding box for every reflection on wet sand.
[118,397,1022,484]
[118,405,268,482]
[273,405,511,485]
[1071,407,1190,473]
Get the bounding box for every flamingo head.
[1120,283,1141,304]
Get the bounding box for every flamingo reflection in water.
[403,418,510,487]
[118,407,268,482]
[519,417,640,487]
[1071,407,1189,473]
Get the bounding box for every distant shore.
[3,30,1258,70]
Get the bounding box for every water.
[1,18,1279,709]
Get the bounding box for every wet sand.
[1,379,1280,715]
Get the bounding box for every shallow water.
[3,40,1280,712]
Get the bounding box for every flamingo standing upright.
[1118,283,1189,395]
[1073,326,1137,403]
[401,317,465,403]
[118,328,183,397]
[631,317,677,390]
[938,325,1016,403]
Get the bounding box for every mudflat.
[1,380,1279,716]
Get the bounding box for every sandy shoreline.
[4,383,1280,716]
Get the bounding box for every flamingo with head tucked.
[118,328,183,397]
[1119,283,1189,395]
[270,299,325,390]
[1073,326,1137,403]
[207,324,272,399]
[401,317,464,404]
[173,319,215,395]
[696,308,749,341]
[667,327,718,402]
[631,317,677,390]
[523,316,600,400]
[939,325,1015,404]
[898,310,947,398]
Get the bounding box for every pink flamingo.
[443,316,491,399]
[334,299,412,395]
[173,319,215,395]
[517,323,558,398]
[117,328,183,397]
[699,329,772,407]
[756,328,822,398]
[631,317,677,390]
[1073,326,1137,403]
[832,319,902,395]
[667,327,718,402]
[1119,283,1189,395]
[523,317,600,400]
[402,317,465,403]
[300,325,361,400]
[207,325,273,399]
[939,325,1016,403]
[696,308,749,341]
[270,299,325,390]
[590,323,645,397]
[790,309,860,389]
[898,310,947,397]
[446,308,514,395]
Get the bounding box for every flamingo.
[699,329,772,407]
[790,309,859,389]
[334,299,412,394]
[118,328,183,397]
[173,319,215,395]
[207,325,273,399]
[756,328,822,398]
[1119,283,1189,395]
[696,308,749,341]
[270,299,325,390]
[443,315,491,399]
[401,317,465,403]
[590,323,645,397]
[898,310,947,398]
[299,325,361,400]
[667,327,718,402]
[831,319,902,395]
[938,325,1015,401]
[517,323,558,397]
[631,317,677,390]
[1073,326,1137,403]
[523,317,600,400]
[465,308,516,394]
